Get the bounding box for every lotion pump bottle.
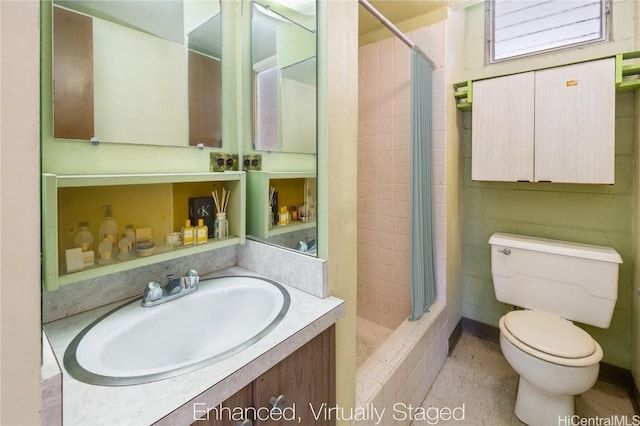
[99,205,118,250]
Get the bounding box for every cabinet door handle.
[269,395,286,410]
[498,248,511,255]
[233,420,253,426]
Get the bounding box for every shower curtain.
[409,48,436,321]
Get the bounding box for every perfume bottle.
[182,219,195,246]
[195,218,208,245]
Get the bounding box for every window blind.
[491,0,606,62]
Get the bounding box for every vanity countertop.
[43,266,345,425]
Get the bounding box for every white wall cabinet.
[471,72,535,181]
[472,58,615,184]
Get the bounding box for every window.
[489,0,609,63]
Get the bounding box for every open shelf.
[246,171,316,240]
[42,172,245,290]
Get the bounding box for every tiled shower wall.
[357,21,447,330]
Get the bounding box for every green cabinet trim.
[455,51,640,111]
[42,171,246,291]
[615,51,640,93]
[453,80,472,111]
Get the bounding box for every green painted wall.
[462,93,634,368]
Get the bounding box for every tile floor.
[356,316,394,367]
[411,333,638,425]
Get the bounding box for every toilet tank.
[489,233,622,328]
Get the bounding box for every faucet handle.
[143,281,163,302]
[184,269,199,288]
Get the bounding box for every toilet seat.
[499,310,603,367]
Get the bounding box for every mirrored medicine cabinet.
[246,0,318,256]
[251,0,317,154]
[51,0,222,148]
[42,0,320,284]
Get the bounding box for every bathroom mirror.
[246,0,318,257]
[188,12,222,148]
[51,0,222,148]
[251,0,316,154]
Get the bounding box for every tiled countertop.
[43,266,345,425]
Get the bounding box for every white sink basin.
[64,276,290,386]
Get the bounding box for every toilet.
[489,233,622,426]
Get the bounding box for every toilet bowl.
[488,233,622,426]
[499,310,602,426]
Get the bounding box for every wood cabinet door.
[534,58,615,183]
[471,72,535,182]
[188,50,222,148]
[253,327,335,426]
[53,7,94,140]
[192,384,253,426]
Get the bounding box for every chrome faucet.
[141,269,199,307]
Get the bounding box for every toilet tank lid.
[489,233,623,264]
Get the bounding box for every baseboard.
[448,319,463,355]
[461,317,499,343]
[460,317,636,397]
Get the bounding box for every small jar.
[124,224,136,250]
[74,221,94,252]
[215,213,229,240]
[98,234,113,264]
[118,234,131,260]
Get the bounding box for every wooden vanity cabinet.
[196,384,253,426]
[194,326,335,426]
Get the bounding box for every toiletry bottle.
[124,224,136,250]
[279,206,288,226]
[214,213,229,240]
[98,234,113,264]
[99,205,118,250]
[306,188,315,218]
[74,221,94,252]
[195,218,208,245]
[182,219,195,246]
[118,234,131,260]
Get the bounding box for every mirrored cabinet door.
[247,0,318,256]
[51,0,222,148]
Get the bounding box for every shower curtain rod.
[358,0,436,68]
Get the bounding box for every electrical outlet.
[243,154,262,171]
[210,153,239,172]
